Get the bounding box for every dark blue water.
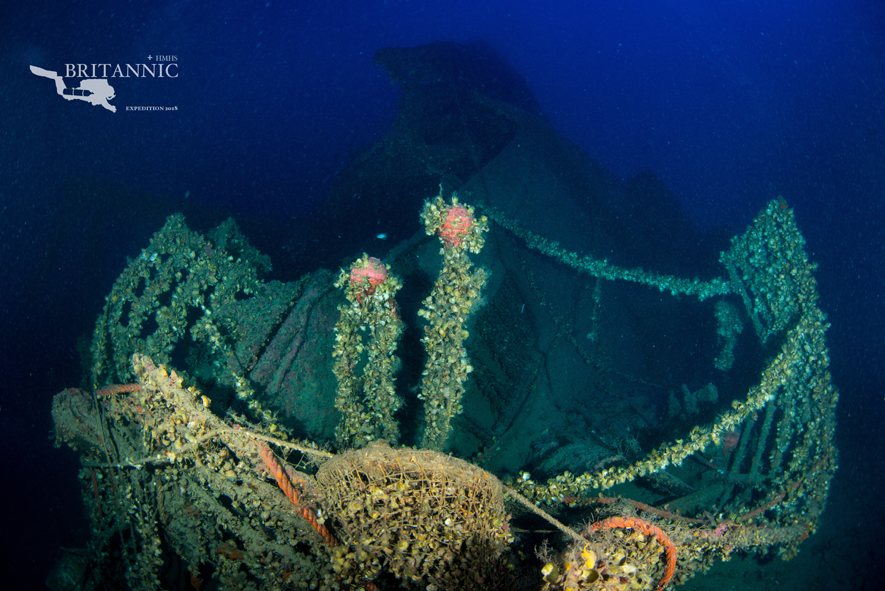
[2,1,883,588]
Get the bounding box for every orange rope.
[587,516,677,591]
[564,495,707,525]
[258,444,337,546]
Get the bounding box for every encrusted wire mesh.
[316,441,512,587]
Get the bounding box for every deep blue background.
[1,1,883,588]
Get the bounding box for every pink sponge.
[350,256,388,302]
[439,205,474,248]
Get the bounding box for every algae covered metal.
[51,194,837,591]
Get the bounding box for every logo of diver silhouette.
[30,66,116,113]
